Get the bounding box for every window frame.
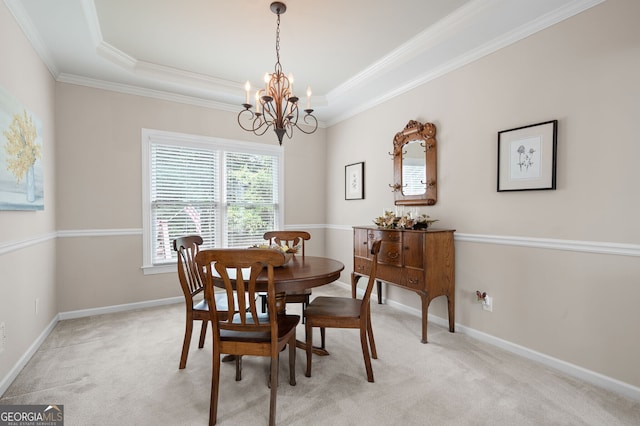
[141,128,284,275]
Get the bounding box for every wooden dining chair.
[260,231,311,318]
[304,239,382,382]
[196,248,300,426]
[174,235,248,371]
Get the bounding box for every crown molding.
[324,0,606,126]
[4,0,59,78]
[56,73,240,113]
[6,0,604,129]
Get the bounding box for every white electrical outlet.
[0,322,6,353]
[483,296,493,312]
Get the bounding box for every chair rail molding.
[1,227,638,258]
[454,232,640,257]
[0,232,57,256]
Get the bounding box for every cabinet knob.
[387,251,399,259]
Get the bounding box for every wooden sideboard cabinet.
[352,226,455,343]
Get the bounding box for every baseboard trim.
[1,296,182,397]
[0,315,58,397]
[451,321,640,402]
[58,296,183,320]
[338,280,640,402]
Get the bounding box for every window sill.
[142,264,175,275]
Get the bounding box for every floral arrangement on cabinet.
[373,210,438,230]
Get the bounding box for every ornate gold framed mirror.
[391,120,437,205]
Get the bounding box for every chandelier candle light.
[238,2,318,145]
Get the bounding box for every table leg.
[275,291,329,356]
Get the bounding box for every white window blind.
[151,143,219,262]
[142,129,283,271]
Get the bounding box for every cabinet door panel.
[354,228,370,258]
[403,232,424,268]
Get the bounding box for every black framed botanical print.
[497,120,557,192]
[345,162,364,200]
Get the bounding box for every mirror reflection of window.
[402,140,426,195]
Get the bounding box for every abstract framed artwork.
[497,120,557,192]
[1,85,44,210]
[345,162,364,200]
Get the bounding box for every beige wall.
[2,0,639,398]
[326,0,640,388]
[54,85,327,231]
[0,3,57,383]
[53,84,328,312]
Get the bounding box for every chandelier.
[237,2,318,145]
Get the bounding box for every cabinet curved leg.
[447,295,455,333]
[420,295,431,343]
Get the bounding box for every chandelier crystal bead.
[237,2,318,145]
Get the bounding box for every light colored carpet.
[1,284,639,425]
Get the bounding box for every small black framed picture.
[345,162,364,200]
[497,120,558,192]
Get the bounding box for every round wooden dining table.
[257,255,345,293]
[212,255,345,293]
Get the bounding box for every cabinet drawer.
[354,258,372,276]
[379,242,402,266]
[402,269,424,290]
[370,230,402,243]
[376,264,399,284]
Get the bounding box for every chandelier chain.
[275,11,281,70]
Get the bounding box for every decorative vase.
[26,164,36,202]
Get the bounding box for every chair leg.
[179,317,193,369]
[198,320,208,348]
[235,355,242,381]
[288,337,296,386]
[320,327,326,349]
[360,325,374,383]
[305,321,313,377]
[210,349,221,425]
[367,309,377,359]
[269,355,278,426]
